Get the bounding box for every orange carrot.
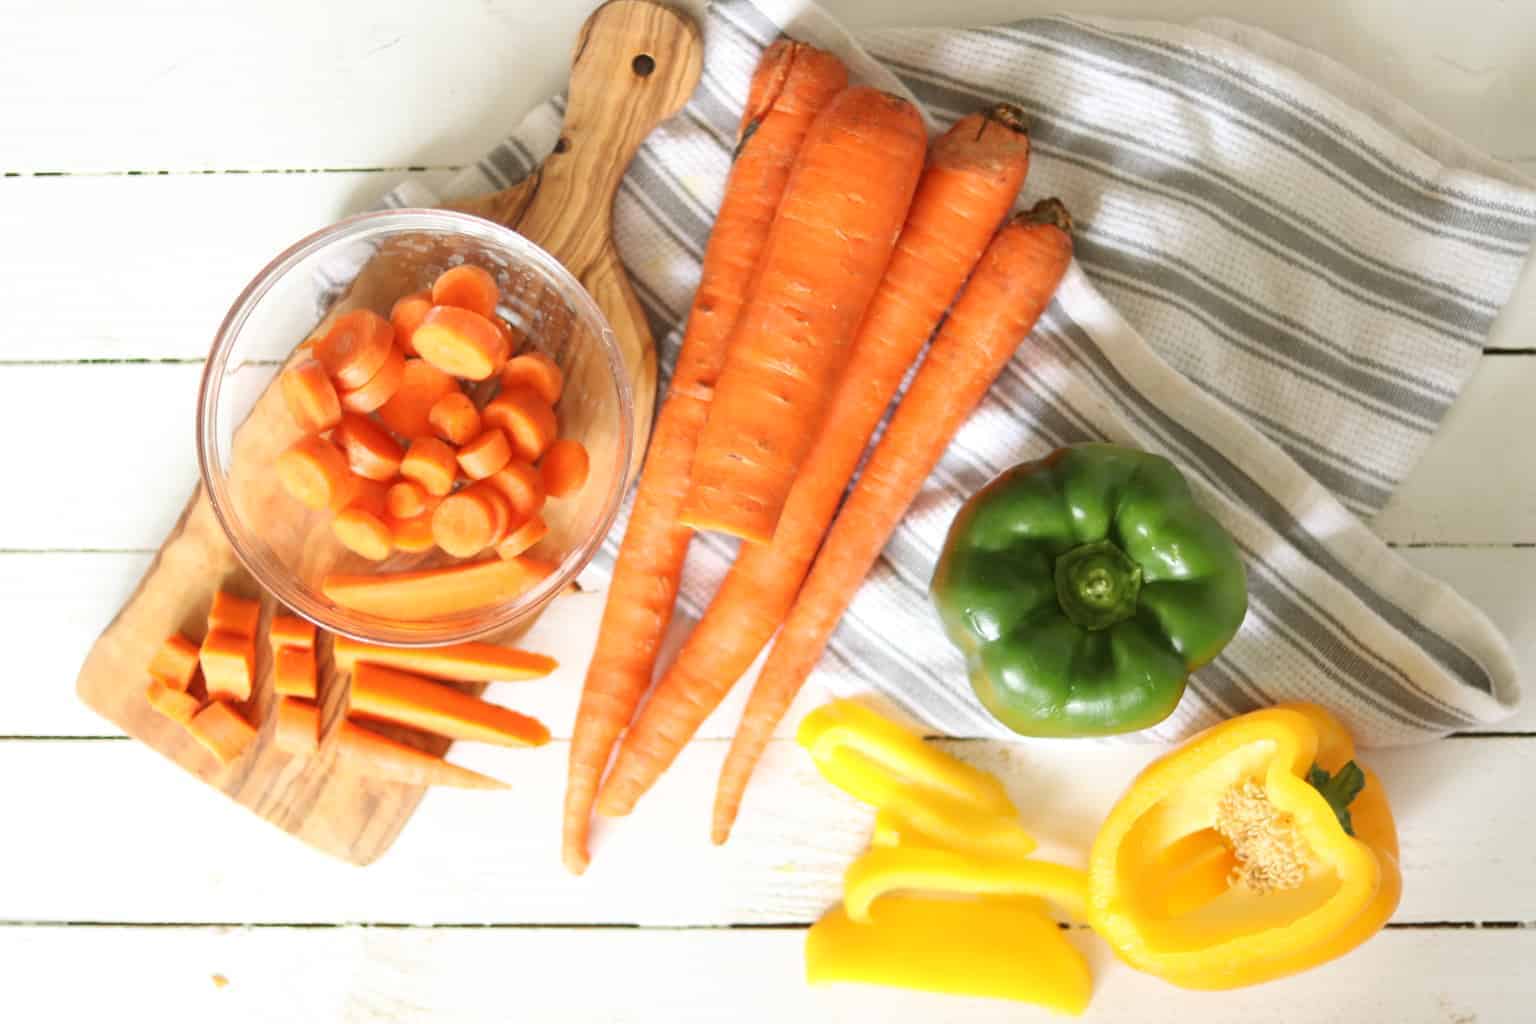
[269,613,316,651]
[334,412,405,481]
[278,436,358,511]
[495,515,548,559]
[145,677,200,724]
[349,662,549,747]
[377,359,460,439]
[486,459,544,518]
[332,636,557,680]
[432,487,499,557]
[149,633,201,691]
[540,439,589,499]
[711,201,1074,843]
[400,436,459,497]
[199,628,256,702]
[322,555,556,618]
[598,105,1032,818]
[386,479,430,520]
[338,343,406,414]
[429,391,482,446]
[479,484,513,547]
[389,290,434,355]
[391,512,438,553]
[315,309,396,389]
[413,306,508,381]
[280,358,343,434]
[501,352,563,406]
[680,87,927,543]
[208,590,261,635]
[273,696,320,755]
[457,428,513,480]
[186,700,257,764]
[273,644,318,698]
[431,265,500,319]
[492,316,522,358]
[563,39,848,874]
[482,387,557,462]
[333,479,394,561]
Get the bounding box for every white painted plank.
[0,736,1532,924]
[5,924,1534,1024]
[6,547,1529,739]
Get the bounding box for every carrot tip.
[984,102,1028,134]
[562,845,590,876]
[1024,197,1073,233]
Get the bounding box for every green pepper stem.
[1053,540,1142,631]
[1307,761,1365,837]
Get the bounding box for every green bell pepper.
[930,443,1247,737]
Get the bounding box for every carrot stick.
[199,629,256,702]
[334,412,405,481]
[269,613,316,651]
[274,696,320,755]
[275,699,507,788]
[495,514,548,559]
[377,359,460,439]
[280,358,343,434]
[389,290,434,356]
[429,391,483,446]
[413,306,509,381]
[332,636,557,680]
[431,265,500,319]
[208,590,261,635]
[277,436,358,511]
[400,436,459,497]
[679,87,927,544]
[431,487,499,557]
[540,439,589,499]
[322,555,557,618]
[457,428,513,480]
[145,677,200,724]
[597,106,1032,818]
[710,200,1073,843]
[338,343,406,414]
[482,387,558,462]
[316,309,396,389]
[500,352,563,406]
[562,39,848,875]
[273,644,318,698]
[148,633,201,691]
[185,700,257,765]
[486,459,545,518]
[349,662,549,748]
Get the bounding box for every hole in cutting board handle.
[632,53,655,77]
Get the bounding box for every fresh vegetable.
[333,413,405,481]
[332,636,556,680]
[148,633,200,691]
[333,479,394,561]
[185,700,258,765]
[277,436,358,511]
[279,358,343,434]
[563,38,849,875]
[713,200,1074,843]
[539,438,588,498]
[391,512,437,553]
[500,352,563,406]
[208,591,260,635]
[400,436,459,497]
[598,106,1032,817]
[322,555,555,617]
[843,846,1089,924]
[428,391,482,446]
[274,699,507,788]
[495,515,548,559]
[337,343,405,413]
[432,487,501,557]
[377,358,460,438]
[483,387,557,462]
[680,87,928,543]
[477,484,514,547]
[315,309,396,389]
[349,662,550,747]
[1089,703,1401,990]
[273,696,320,755]
[457,428,513,480]
[273,644,318,698]
[268,613,316,650]
[486,460,544,517]
[412,306,508,381]
[145,677,200,724]
[431,265,500,319]
[932,443,1247,737]
[198,629,255,702]
[491,316,521,358]
[389,290,434,355]
[386,480,430,520]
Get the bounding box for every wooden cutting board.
[74,0,703,865]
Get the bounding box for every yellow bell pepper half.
[1088,702,1402,990]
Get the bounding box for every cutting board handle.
[515,0,704,274]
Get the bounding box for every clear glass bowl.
[197,209,632,646]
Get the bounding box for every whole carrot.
[596,106,1033,819]
[561,40,848,875]
[679,86,929,544]
[711,200,1075,844]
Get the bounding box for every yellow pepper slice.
[843,845,1089,924]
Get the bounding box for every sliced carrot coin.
[495,514,549,559]
[280,358,343,434]
[501,352,563,406]
[338,343,406,414]
[540,439,589,498]
[493,317,522,357]
[432,487,499,557]
[391,511,438,552]
[277,436,358,511]
[485,458,545,518]
[413,306,508,381]
[334,507,394,561]
[457,428,512,480]
[315,309,396,389]
[334,412,405,481]
[431,265,500,318]
[377,359,460,439]
[389,290,434,355]
[386,479,429,520]
[149,633,201,691]
[428,391,482,446]
[479,484,513,546]
[400,436,459,497]
[483,386,558,461]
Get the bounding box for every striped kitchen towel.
[383,0,1531,745]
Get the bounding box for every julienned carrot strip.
[457,428,512,480]
[273,644,318,698]
[429,391,482,446]
[486,459,544,518]
[500,352,563,406]
[391,512,437,553]
[269,613,316,651]
[335,413,405,481]
[349,662,550,748]
[149,633,201,691]
[377,359,460,439]
[146,677,200,724]
[400,436,459,497]
[432,488,499,557]
[597,106,1033,818]
[200,628,256,702]
[274,696,320,755]
[322,556,557,618]
[495,515,548,559]
[710,201,1074,843]
[339,343,406,414]
[539,439,589,499]
[186,700,257,765]
[413,306,508,381]
[316,309,396,389]
[209,590,261,636]
[332,636,557,680]
[278,436,358,511]
[680,87,927,544]
[561,39,849,874]
[280,358,343,434]
[274,699,508,788]
[482,387,557,462]
[431,265,500,319]
[389,290,434,355]
[386,480,430,520]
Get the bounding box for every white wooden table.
[4,0,1534,1020]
